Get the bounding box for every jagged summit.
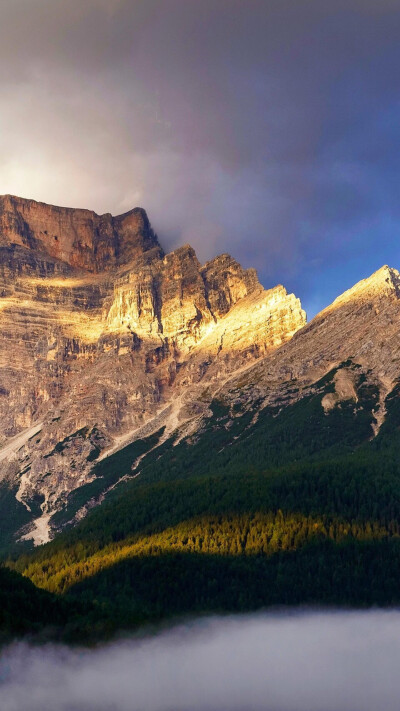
[0,194,160,273]
[323,264,400,314]
[0,195,307,543]
[7,199,400,552]
[3,196,400,553]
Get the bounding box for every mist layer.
[1,609,400,711]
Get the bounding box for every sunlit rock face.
[0,195,306,541]
[2,194,399,551]
[106,247,266,349]
[221,265,400,420]
[200,253,260,318]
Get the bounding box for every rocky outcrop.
[0,195,306,542]
[221,265,400,417]
[3,200,400,550]
[0,195,160,272]
[106,248,264,349]
[200,253,260,318]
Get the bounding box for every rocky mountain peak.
[324,265,400,315]
[105,241,287,350]
[0,196,399,565]
[0,195,308,544]
[0,195,160,273]
[222,262,400,435]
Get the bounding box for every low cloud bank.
[1,609,400,711]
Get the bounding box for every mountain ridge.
[0,195,305,545]
[0,194,161,273]
[1,196,400,554]
[3,197,400,641]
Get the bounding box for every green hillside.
[0,566,71,642]
[5,363,400,638]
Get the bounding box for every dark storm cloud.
[1,1,400,315]
[2,610,400,711]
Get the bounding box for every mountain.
[3,195,400,640]
[0,195,305,549]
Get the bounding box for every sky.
[1,1,400,317]
[2,610,400,711]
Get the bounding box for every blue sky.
[1,0,400,319]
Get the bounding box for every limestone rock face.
[106,247,263,348]
[200,253,260,319]
[221,265,400,418]
[0,195,306,543]
[0,195,159,272]
[2,199,399,551]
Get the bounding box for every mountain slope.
[4,195,400,639]
[0,195,305,547]
[8,266,400,635]
[0,565,71,642]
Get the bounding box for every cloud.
[1,1,400,314]
[1,610,400,711]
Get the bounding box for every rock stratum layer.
[0,196,306,544]
[0,194,159,272]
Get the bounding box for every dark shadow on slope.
[18,448,400,573]
[42,361,382,547]
[51,427,166,529]
[134,364,379,490]
[0,566,78,643]
[63,541,400,631]
[0,481,43,558]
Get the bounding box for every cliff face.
[0,195,160,272]
[5,197,400,553]
[106,247,265,348]
[0,196,306,543]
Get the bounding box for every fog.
[1,610,400,711]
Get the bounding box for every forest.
[4,364,400,641]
